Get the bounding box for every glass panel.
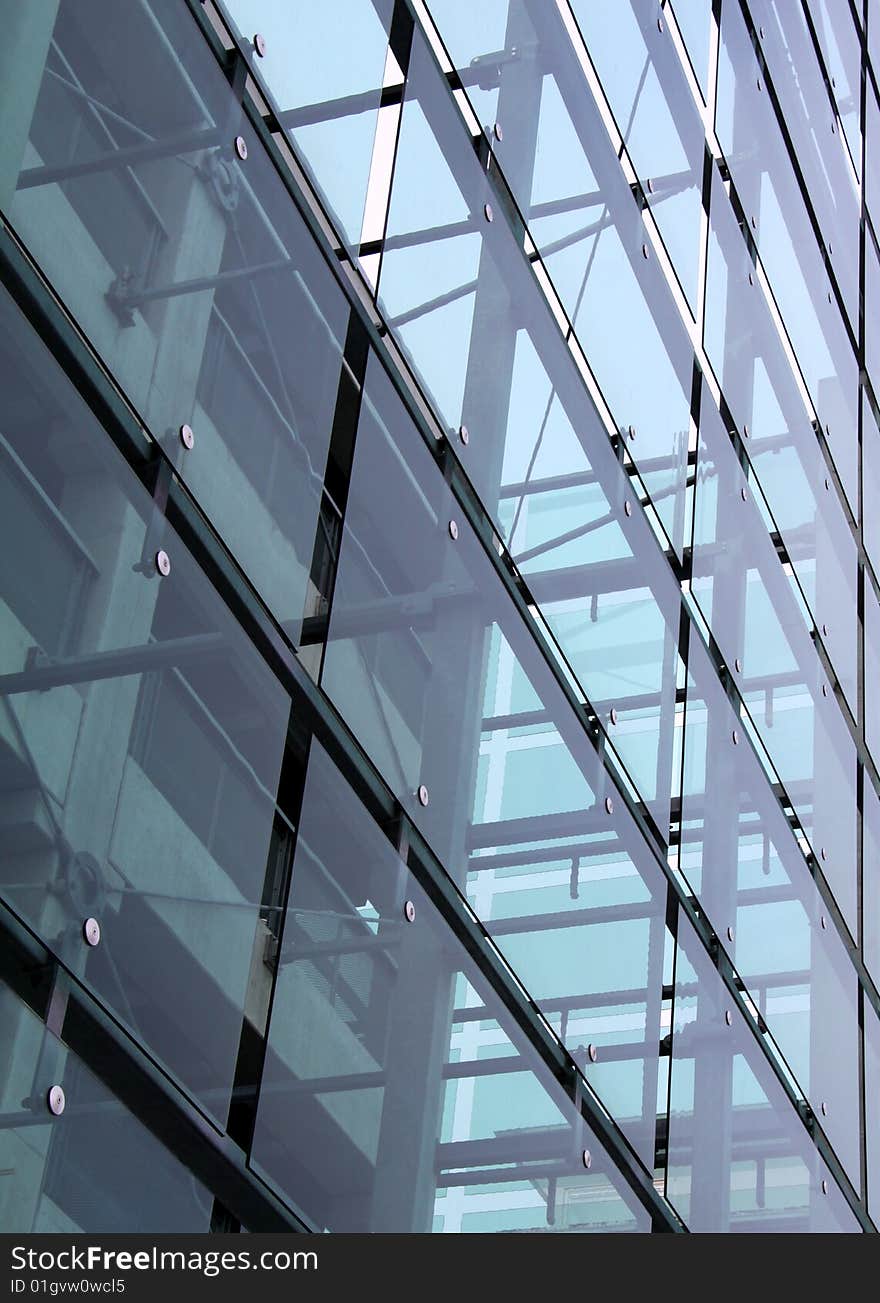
[868,83,880,230]
[0,982,214,1231]
[568,0,704,312]
[717,0,859,516]
[401,9,693,557]
[704,163,858,714]
[750,0,860,334]
[868,229,880,407]
[320,353,669,1164]
[690,386,858,935]
[865,396,880,585]
[865,777,880,990]
[681,635,862,1188]
[671,0,712,101]
[811,0,862,178]
[867,581,880,775]
[250,740,651,1234]
[0,0,351,648]
[0,283,289,1126]
[667,912,861,1232]
[867,1001,880,1223]
[220,0,393,251]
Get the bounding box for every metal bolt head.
[732,729,739,745]
[759,24,765,38]
[735,657,742,673]
[253,32,266,57]
[751,214,757,229]
[587,1043,598,1063]
[825,422,831,438]
[179,423,194,451]
[727,926,735,943]
[821,1178,829,1195]
[624,501,632,517]
[642,243,649,259]
[458,423,470,445]
[748,270,754,285]
[647,177,655,194]
[582,1148,592,1169]
[155,549,171,578]
[234,135,248,161]
[448,519,459,541]
[404,899,416,924]
[609,707,618,726]
[628,424,636,441]
[725,1010,732,1026]
[820,846,827,861]
[756,76,762,92]
[484,202,494,222]
[47,1086,65,1116]
[741,486,747,501]
[824,477,830,491]
[657,16,663,32]
[743,424,750,439]
[604,796,614,815]
[822,623,829,637]
[821,683,828,698]
[493,121,503,141]
[83,917,101,948]
[417,784,429,807]
[820,914,827,930]
[820,1100,827,1116]
[827,290,832,303]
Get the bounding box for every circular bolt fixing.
[827,290,832,303]
[83,916,101,948]
[417,784,429,808]
[582,1148,592,1170]
[155,549,171,578]
[743,424,750,439]
[404,899,416,924]
[751,214,757,230]
[458,423,470,446]
[47,1086,65,1116]
[657,16,663,32]
[820,846,827,862]
[610,707,618,726]
[179,422,194,451]
[821,1178,829,1195]
[732,729,739,746]
[824,477,830,491]
[642,243,649,259]
[821,683,828,698]
[735,657,742,673]
[748,270,754,285]
[234,135,248,161]
[484,202,494,222]
[624,501,632,517]
[825,422,831,438]
[448,519,459,541]
[725,1010,732,1026]
[493,121,503,141]
[740,486,748,501]
[588,1043,598,1063]
[831,119,836,134]
[756,76,762,92]
[727,926,735,943]
[829,242,833,256]
[820,914,827,930]
[821,1101,828,1118]
[759,24,765,38]
[605,796,614,815]
[822,622,829,637]
[628,423,636,440]
[253,32,266,57]
[647,177,655,194]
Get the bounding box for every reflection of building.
[0,0,877,1235]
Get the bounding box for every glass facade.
[0,0,875,1235]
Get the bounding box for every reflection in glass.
[321,354,670,1164]
[0,983,213,1231]
[250,740,650,1234]
[667,914,860,1232]
[0,284,289,1126]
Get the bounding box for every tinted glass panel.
[865,777,880,990]
[865,397,880,584]
[250,740,650,1234]
[867,1001,880,1222]
[0,285,288,1126]
[868,581,880,775]
[0,983,213,1231]
[811,0,862,177]
[221,0,393,250]
[682,635,861,1188]
[667,913,860,1231]
[321,354,669,1163]
[671,0,711,101]
[414,6,693,557]
[1,0,350,649]
[717,0,859,515]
